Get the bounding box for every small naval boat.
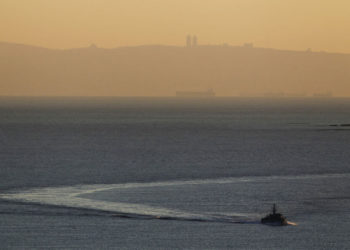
[261,204,288,226]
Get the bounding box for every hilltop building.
[243,43,253,48]
[193,35,198,47]
[186,35,192,48]
[186,35,198,48]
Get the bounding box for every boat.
[261,204,288,226]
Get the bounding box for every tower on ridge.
[192,35,198,47]
[186,35,192,48]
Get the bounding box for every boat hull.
[261,220,288,226]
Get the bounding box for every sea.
[0,97,349,249]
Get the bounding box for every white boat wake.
[0,173,348,224]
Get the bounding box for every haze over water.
[1,0,350,249]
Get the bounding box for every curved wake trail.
[0,173,348,224]
[0,184,251,224]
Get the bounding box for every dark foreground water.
[0,97,349,249]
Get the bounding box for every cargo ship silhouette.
[176,89,215,97]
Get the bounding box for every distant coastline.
[1,41,350,55]
[1,41,349,97]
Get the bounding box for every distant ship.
[261,204,288,226]
[263,92,285,98]
[263,92,307,98]
[176,89,215,97]
[313,92,333,98]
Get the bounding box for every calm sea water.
[0,97,349,249]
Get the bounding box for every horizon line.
[0,95,348,98]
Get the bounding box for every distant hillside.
[1,42,350,96]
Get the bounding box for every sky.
[1,0,350,53]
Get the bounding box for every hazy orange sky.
[1,0,350,53]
